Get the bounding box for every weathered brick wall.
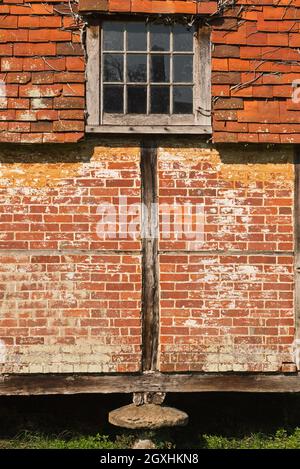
[212,0,300,143]
[158,145,295,372]
[0,142,142,373]
[1,0,300,143]
[160,254,294,372]
[0,0,85,143]
[0,0,298,374]
[0,140,294,373]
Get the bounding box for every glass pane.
[127,22,147,51]
[173,86,193,114]
[103,54,123,82]
[103,85,123,113]
[127,86,147,114]
[150,24,170,52]
[173,55,193,83]
[103,22,124,51]
[127,55,147,83]
[151,86,169,114]
[173,24,194,51]
[151,55,170,83]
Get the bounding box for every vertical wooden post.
[140,142,159,372]
[86,24,100,127]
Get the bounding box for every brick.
[0,16,18,28]
[1,58,23,71]
[36,110,58,120]
[53,97,85,109]
[15,110,37,121]
[7,98,29,109]
[14,43,56,56]
[198,1,217,14]
[79,0,108,11]
[19,84,62,98]
[131,0,152,12]
[0,44,13,56]
[55,72,84,83]
[62,84,84,96]
[109,0,131,11]
[56,43,84,56]
[31,98,53,109]
[59,110,85,120]
[10,4,54,15]
[29,29,72,42]
[213,44,240,58]
[212,71,241,85]
[53,120,84,131]
[20,133,43,143]
[30,121,53,132]
[0,30,28,42]
[8,121,30,132]
[6,72,31,84]
[66,57,85,71]
[214,98,244,110]
[32,72,54,84]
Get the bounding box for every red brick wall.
[0,143,142,373]
[0,141,296,373]
[212,0,300,143]
[157,145,295,372]
[1,0,300,143]
[107,0,218,14]
[0,0,85,143]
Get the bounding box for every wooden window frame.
[86,19,212,135]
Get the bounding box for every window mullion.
[170,27,173,116]
[147,25,150,115]
[100,25,103,125]
[124,27,127,115]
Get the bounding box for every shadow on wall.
[0,137,295,164]
[0,393,300,441]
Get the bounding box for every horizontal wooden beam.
[1,373,300,396]
[86,125,212,134]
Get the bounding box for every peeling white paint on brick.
[184,319,201,328]
[0,80,7,110]
[0,340,6,364]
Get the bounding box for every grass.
[1,428,300,449]
[1,393,300,449]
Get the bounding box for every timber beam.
[1,373,300,396]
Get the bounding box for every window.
[86,20,211,134]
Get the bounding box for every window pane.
[127,22,147,51]
[150,24,170,52]
[127,55,147,83]
[103,22,124,51]
[173,86,193,114]
[151,55,170,83]
[103,54,123,82]
[173,24,194,52]
[103,85,123,113]
[173,55,193,83]
[127,86,147,114]
[151,86,170,114]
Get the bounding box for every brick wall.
[158,145,295,372]
[0,0,85,143]
[0,140,294,374]
[212,0,300,143]
[1,0,300,143]
[0,142,142,373]
[0,0,298,375]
